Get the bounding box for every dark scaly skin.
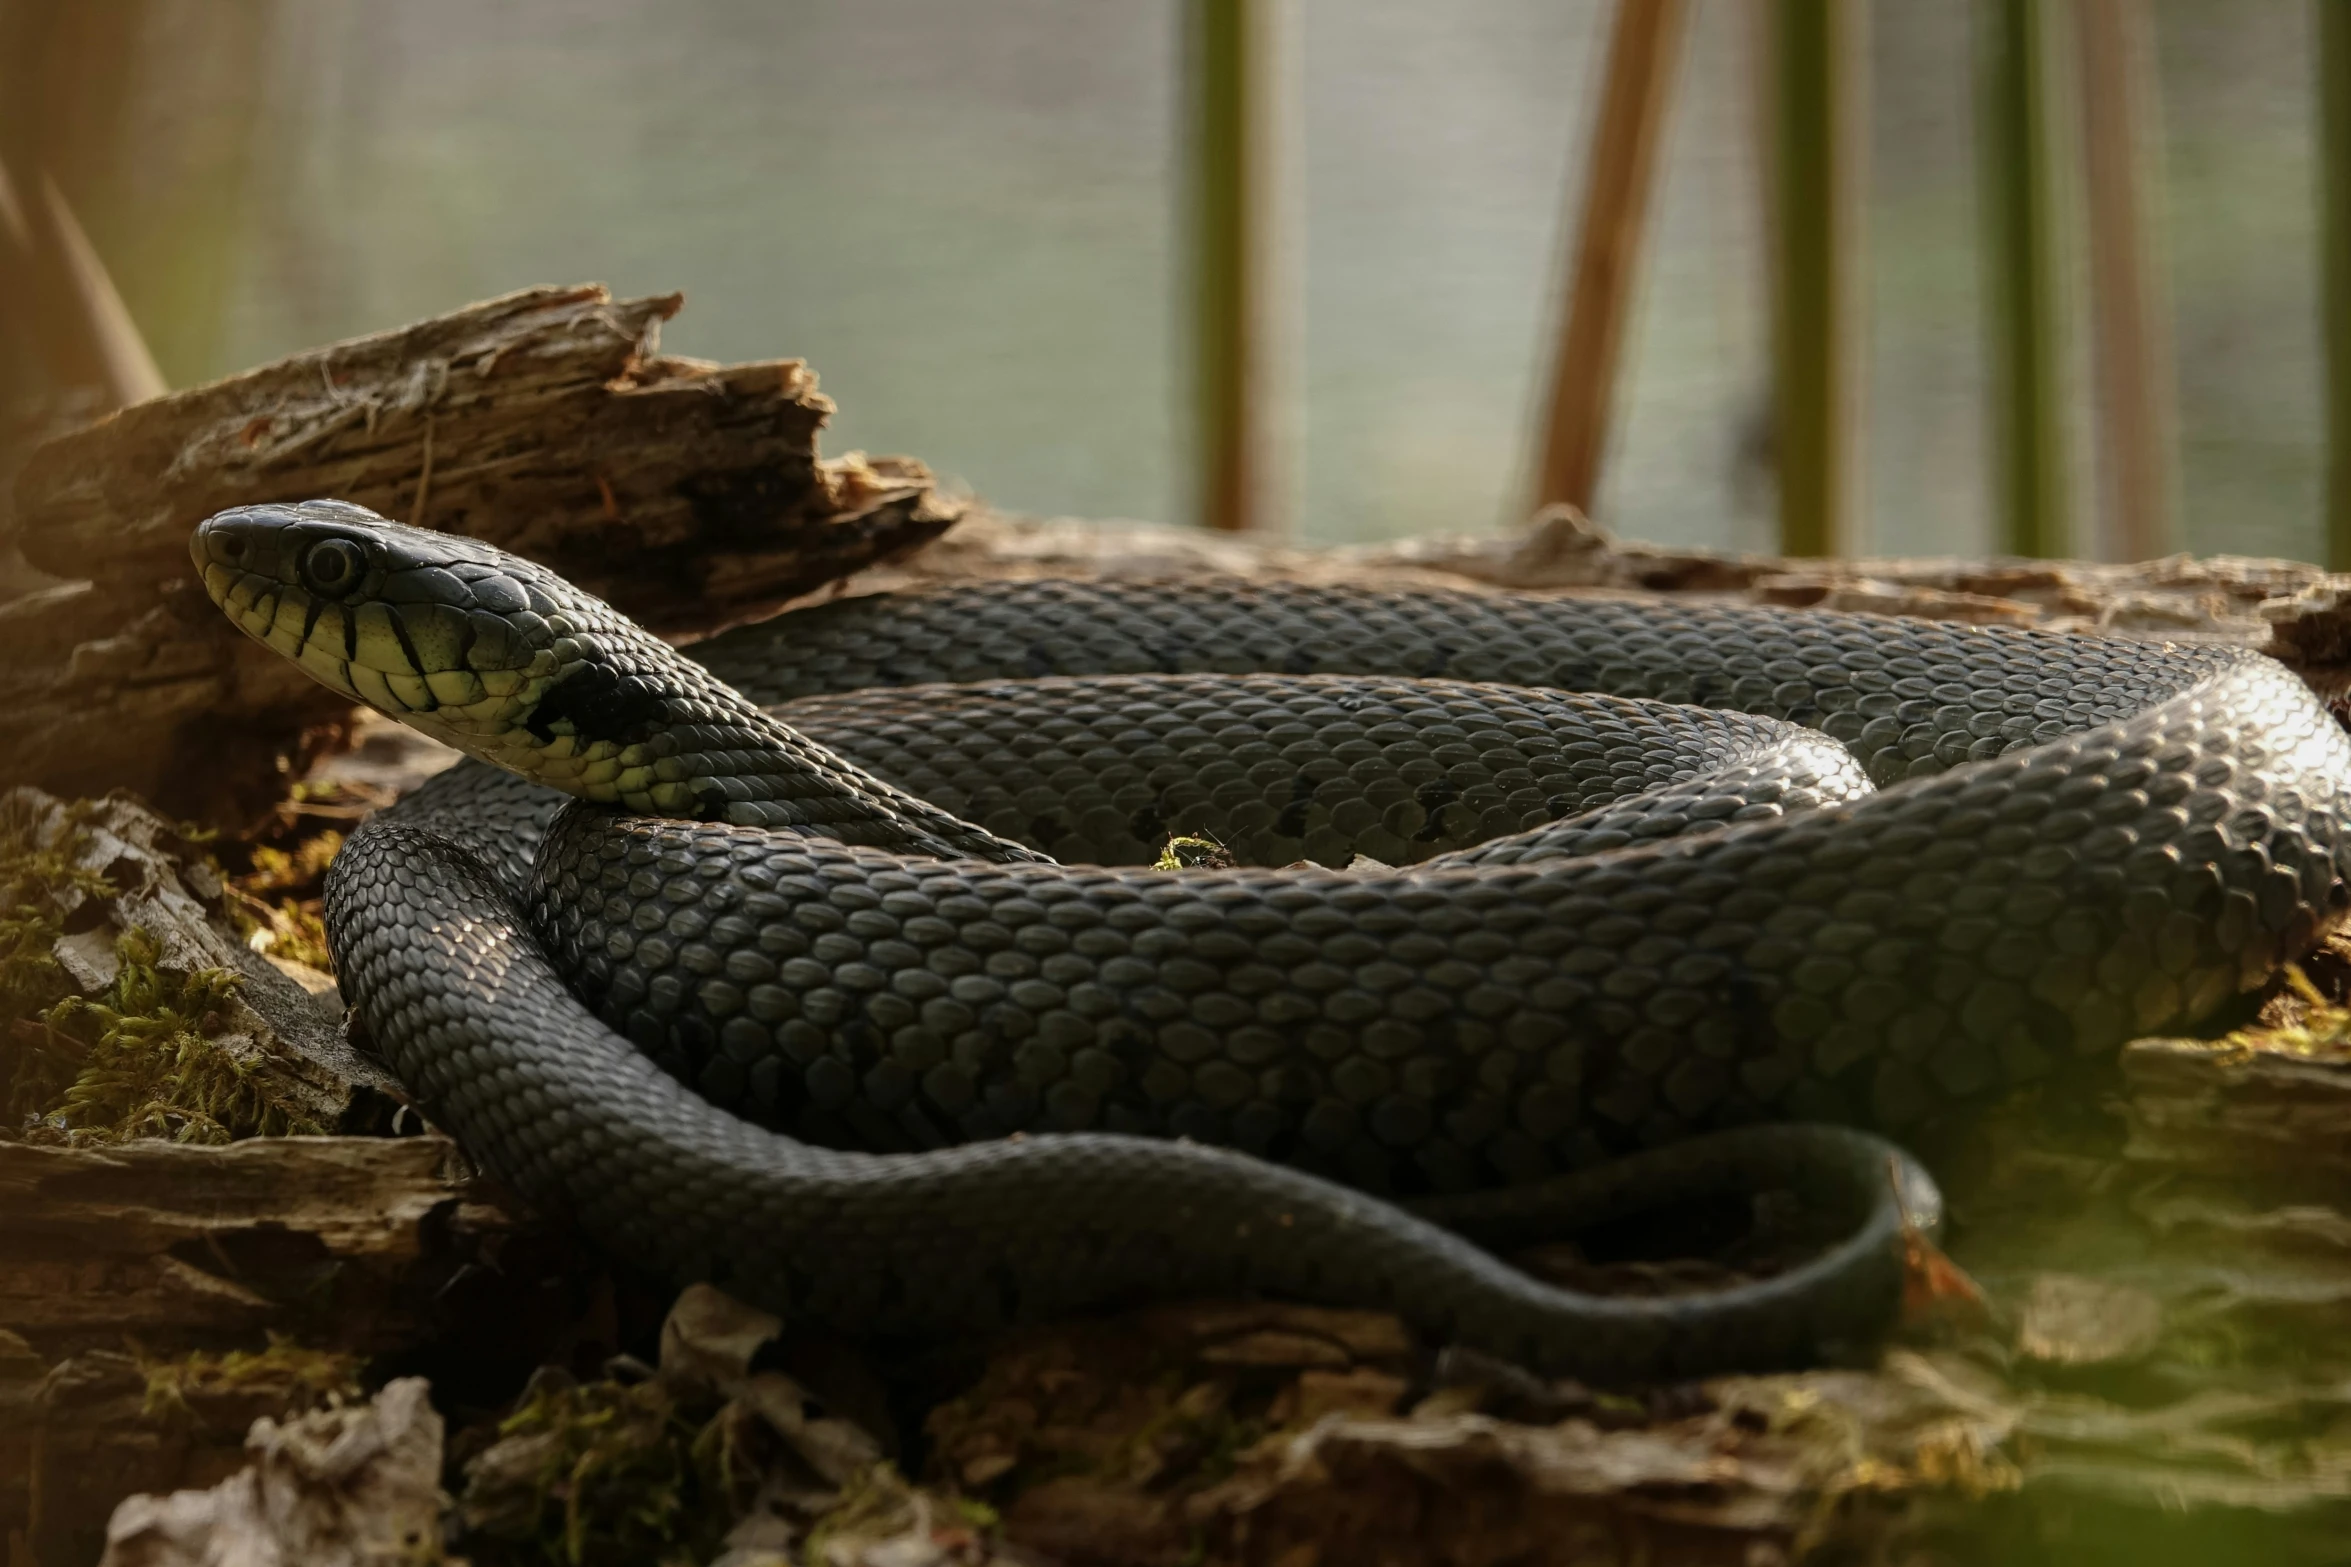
[194,501,2351,1379]
[392,671,1870,884]
[331,815,1919,1374]
[762,674,1871,871]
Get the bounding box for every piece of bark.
[0,1138,472,1565]
[2,1349,268,1567]
[921,1294,2002,1567]
[0,388,100,601]
[2119,1033,2351,1178]
[3,786,399,1137]
[0,1133,518,1359]
[2012,1275,2165,1368]
[0,1133,612,1565]
[1359,504,2351,646]
[0,284,963,819]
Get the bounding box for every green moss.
[797,1463,934,1565]
[141,1333,366,1422]
[0,796,114,1027]
[222,829,341,971]
[2235,965,2351,1056]
[1154,834,1235,871]
[469,1374,730,1567]
[2,797,120,1123]
[3,797,332,1143]
[32,927,318,1145]
[457,1363,990,1567]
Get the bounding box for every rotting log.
[2122,1032,2351,1179]
[0,283,964,820]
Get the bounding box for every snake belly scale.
[194,500,2351,1380]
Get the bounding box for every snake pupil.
[301,537,364,596]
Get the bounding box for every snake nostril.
[221,536,245,559]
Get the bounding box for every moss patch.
[457,1369,766,1567]
[2231,964,2351,1057]
[221,837,340,971]
[1154,834,1236,871]
[15,927,323,1145]
[142,1333,367,1423]
[220,815,344,972]
[0,795,114,1028]
[801,1462,996,1564]
[2,795,118,1124]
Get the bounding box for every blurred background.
[0,0,2341,564]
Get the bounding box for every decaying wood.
[3,786,394,1136]
[0,284,964,818]
[0,1133,512,1359]
[846,503,2351,672]
[920,1297,2001,1566]
[0,787,545,1360]
[90,1285,1020,1567]
[3,1345,328,1567]
[2115,930,2351,1176]
[0,1134,528,1563]
[1532,0,1687,514]
[2122,1035,2351,1177]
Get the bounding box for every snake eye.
[300,537,366,597]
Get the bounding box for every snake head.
[194,498,596,743]
[192,500,754,813]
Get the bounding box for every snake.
[191,498,2351,1381]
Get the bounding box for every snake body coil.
[194,500,2351,1380]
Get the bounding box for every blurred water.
[76,0,2335,561]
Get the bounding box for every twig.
[2074,0,2176,562]
[1770,0,1862,558]
[1531,0,1688,516]
[36,173,166,407]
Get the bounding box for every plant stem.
[1979,0,2066,558]
[1532,0,1688,517]
[1773,0,1849,558]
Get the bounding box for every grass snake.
[194,500,2351,1380]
